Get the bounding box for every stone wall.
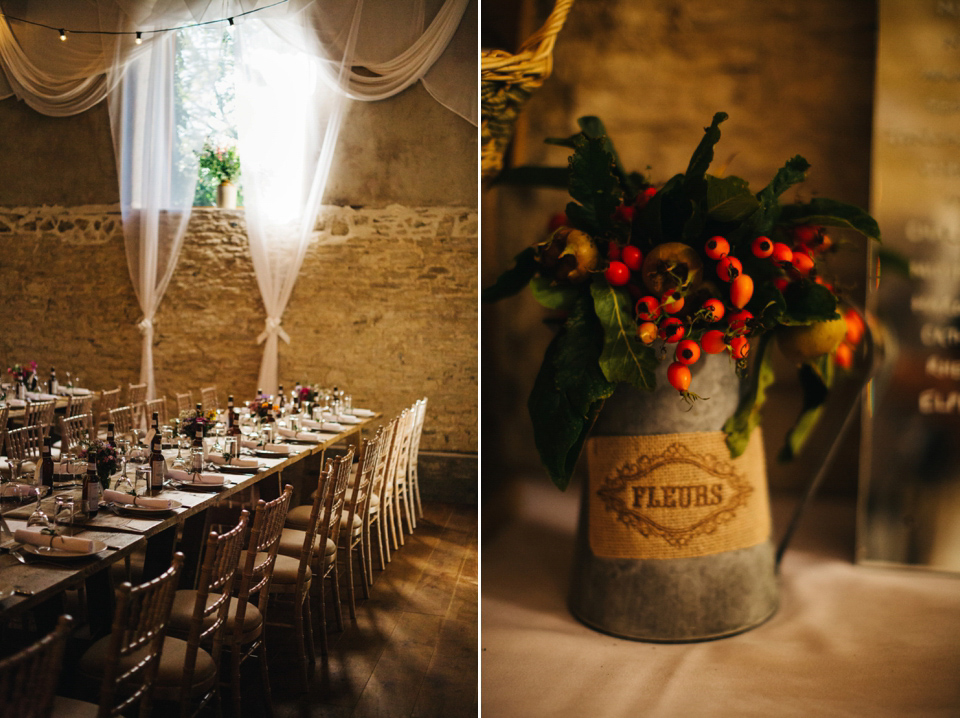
[0,204,477,458]
[483,0,878,494]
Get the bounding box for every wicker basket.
[481,0,575,182]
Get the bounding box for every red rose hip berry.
[705,236,730,260]
[730,274,754,308]
[667,362,692,392]
[701,329,728,354]
[621,245,643,271]
[659,317,685,343]
[751,236,774,258]
[605,260,630,286]
[717,256,742,282]
[675,339,701,365]
[635,295,661,321]
[702,298,725,322]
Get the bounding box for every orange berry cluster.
[836,308,865,370]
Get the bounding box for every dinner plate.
[216,464,263,475]
[172,481,228,492]
[21,539,108,560]
[254,449,290,458]
[0,583,13,601]
[115,499,182,515]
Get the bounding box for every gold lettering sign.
[587,431,770,560]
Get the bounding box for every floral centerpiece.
[486,113,880,490]
[80,439,119,489]
[197,142,241,184]
[7,361,38,395]
[298,385,317,404]
[179,408,218,437]
[247,397,277,422]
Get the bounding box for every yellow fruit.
[537,228,599,283]
[776,316,848,363]
[640,242,703,294]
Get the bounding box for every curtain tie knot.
[258,316,290,345]
[136,317,154,335]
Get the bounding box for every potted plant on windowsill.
[197,142,242,209]
[484,112,881,641]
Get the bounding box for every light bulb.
[135,31,142,44]
[228,17,235,26]
[59,29,66,41]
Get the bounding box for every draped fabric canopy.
[0,0,475,398]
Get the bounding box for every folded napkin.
[102,489,173,509]
[350,408,375,418]
[165,468,224,485]
[302,419,345,433]
[241,439,259,450]
[207,455,259,468]
[262,443,296,455]
[14,528,95,553]
[276,427,322,443]
[322,413,360,425]
[25,392,58,401]
[60,387,91,396]
[0,483,39,498]
[3,399,26,408]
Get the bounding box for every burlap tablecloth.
[482,478,960,717]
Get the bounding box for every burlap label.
[586,431,769,560]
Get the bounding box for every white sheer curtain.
[106,26,222,399]
[235,14,357,396]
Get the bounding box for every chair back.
[96,388,121,430]
[6,424,43,463]
[374,415,401,506]
[23,400,55,437]
[127,383,147,425]
[66,395,95,435]
[0,614,73,718]
[293,463,332,598]
[59,413,93,456]
[0,405,9,458]
[98,553,184,718]
[145,397,167,427]
[391,409,415,489]
[410,398,428,468]
[344,430,383,548]
[199,387,218,412]
[319,449,354,565]
[108,406,134,437]
[235,485,293,640]
[175,392,193,415]
[181,511,249,716]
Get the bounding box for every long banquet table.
[0,413,380,626]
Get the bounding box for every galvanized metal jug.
[568,354,779,642]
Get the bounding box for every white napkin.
[302,419,344,433]
[350,408,375,418]
[241,439,259,450]
[262,443,296,455]
[0,483,39,498]
[25,392,58,401]
[60,387,91,396]
[322,412,360,425]
[165,469,224,485]
[14,529,95,554]
[3,399,26,408]
[276,428,322,443]
[102,489,173,509]
[207,455,259,468]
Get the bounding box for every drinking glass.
[54,495,75,527]
[25,484,50,530]
[135,466,151,495]
[223,437,238,464]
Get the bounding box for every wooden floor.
[261,501,478,718]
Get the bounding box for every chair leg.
[317,577,329,657]
[331,563,344,632]
[231,646,242,717]
[395,495,406,546]
[293,600,309,688]
[412,467,424,519]
[387,500,400,552]
[303,597,316,666]
[345,543,357,620]
[359,539,370,600]
[258,641,274,718]
[401,488,415,534]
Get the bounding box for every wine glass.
[173,434,189,470]
[25,483,50,531]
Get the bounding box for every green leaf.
[492,165,570,189]
[724,333,775,457]
[590,281,658,390]
[778,356,834,461]
[530,276,580,310]
[748,155,811,235]
[781,280,840,325]
[779,198,882,243]
[481,247,538,303]
[706,175,760,222]
[527,296,614,490]
[685,112,729,181]
[566,136,623,236]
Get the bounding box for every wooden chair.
[95,387,122,431]
[6,424,43,463]
[66,394,95,435]
[59,413,93,457]
[267,467,331,683]
[408,397,428,520]
[145,396,168,426]
[23,399,55,437]
[108,406,134,437]
[175,392,193,415]
[277,450,353,656]
[200,386,218,412]
[65,553,184,718]
[378,409,410,553]
[369,415,400,571]
[157,512,249,717]
[339,430,383,619]
[394,405,418,535]
[0,615,73,718]
[0,404,10,462]
[127,382,147,428]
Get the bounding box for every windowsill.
[192,206,245,211]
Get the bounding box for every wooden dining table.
[0,412,379,629]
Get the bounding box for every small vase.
[569,353,778,642]
[16,383,26,401]
[216,180,237,209]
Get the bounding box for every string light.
[0,0,288,43]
